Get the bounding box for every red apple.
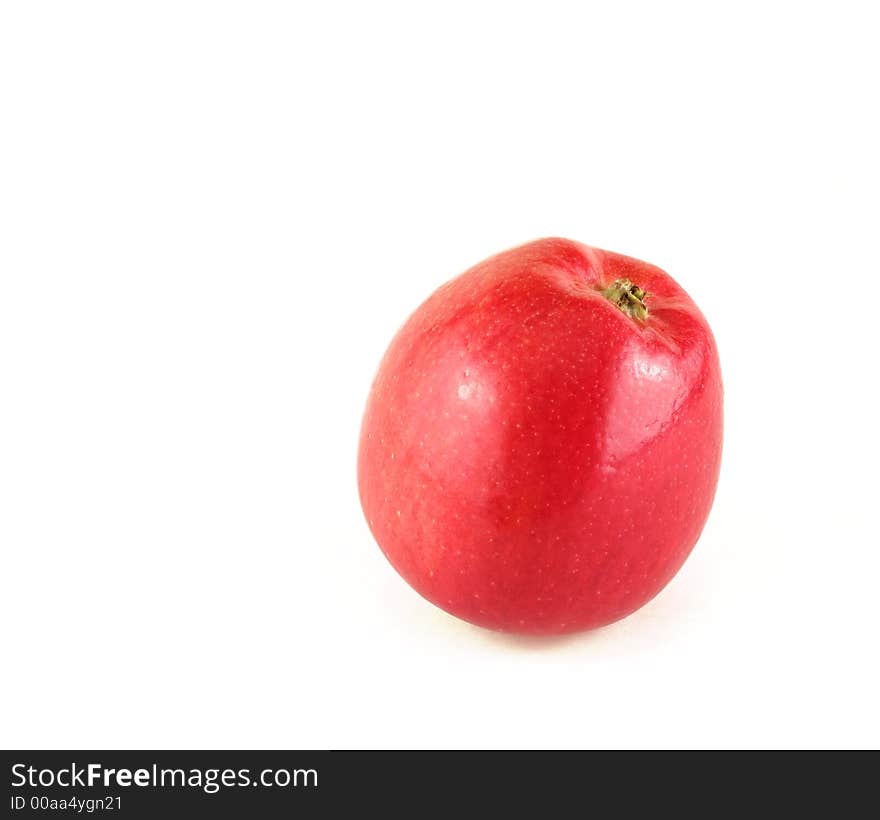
[358,238,722,634]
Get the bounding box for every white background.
[1,2,877,750]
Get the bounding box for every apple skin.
[358,238,722,634]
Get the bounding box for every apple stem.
[600,279,649,321]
